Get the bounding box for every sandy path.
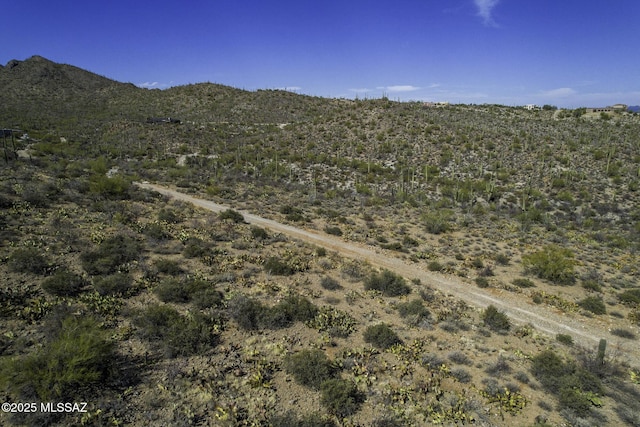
[136,182,639,367]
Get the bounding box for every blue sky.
[3,1,639,107]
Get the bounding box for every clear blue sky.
[3,1,639,107]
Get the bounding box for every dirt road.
[137,182,639,367]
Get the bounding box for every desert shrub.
[81,234,142,275]
[364,269,410,296]
[134,304,218,357]
[41,270,86,297]
[448,351,472,366]
[250,226,269,240]
[610,328,636,339]
[427,261,444,272]
[143,222,171,240]
[89,174,131,199]
[482,305,511,333]
[320,276,342,291]
[227,295,264,330]
[92,272,132,296]
[396,299,430,325]
[495,253,511,265]
[157,208,181,223]
[618,288,640,306]
[485,356,512,377]
[153,258,183,275]
[182,237,211,258]
[522,245,576,285]
[262,294,318,329]
[451,368,472,383]
[264,257,294,276]
[154,278,190,303]
[422,210,451,234]
[578,296,606,315]
[8,247,50,275]
[0,315,114,401]
[582,279,602,293]
[531,350,603,417]
[475,277,489,288]
[513,278,535,288]
[363,323,402,349]
[556,334,574,346]
[219,209,244,223]
[324,225,343,236]
[284,349,336,390]
[191,287,223,310]
[320,378,364,418]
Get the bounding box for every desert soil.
[136,182,639,368]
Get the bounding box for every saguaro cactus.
[597,338,607,365]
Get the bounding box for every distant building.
[586,104,627,114]
[525,104,540,110]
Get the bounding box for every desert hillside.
[1,56,639,426]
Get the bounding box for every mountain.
[628,105,640,113]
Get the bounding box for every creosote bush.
[364,269,410,297]
[320,276,342,291]
[8,247,50,275]
[522,245,576,286]
[227,293,317,330]
[320,378,364,418]
[92,272,133,296]
[41,270,86,297]
[284,349,336,390]
[219,208,245,223]
[482,305,511,333]
[578,296,606,315]
[363,323,402,349]
[81,234,142,275]
[396,298,430,325]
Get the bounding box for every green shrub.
[250,226,269,240]
[556,334,574,346]
[153,258,184,275]
[41,270,86,297]
[320,378,364,418]
[262,294,318,329]
[227,295,264,330]
[482,305,511,333]
[577,296,606,315]
[92,272,132,296]
[396,299,430,324]
[143,222,170,240]
[618,288,640,306]
[522,245,575,285]
[363,323,402,349]
[475,277,489,288]
[182,237,211,258]
[610,328,636,339]
[89,174,131,199]
[320,276,342,291]
[81,234,142,275]
[324,225,343,236]
[134,304,218,357]
[284,349,336,389]
[422,210,452,234]
[8,247,50,275]
[157,208,181,223]
[0,315,114,401]
[219,209,245,223]
[364,269,410,296]
[154,278,190,303]
[512,278,535,288]
[264,257,294,276]
[427,261,444,272]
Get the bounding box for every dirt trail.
[137,182,639,367]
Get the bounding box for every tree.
[522,245,575,285]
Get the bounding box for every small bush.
[182,237,211,258]
[512,278,535,288]
[365,269,410,297]
[482,305,511,333]
[618,288,640,306]
[219,209,244,223]
[451,368,472,383]
[306,306,357,337]
[324,225,343,236]
[448,351,472,366]
[320,276,342,290]
[284,349,336,390]
[41,270,86,297]
[92,273,132,296]
[396,299,430,325]
[81,234,142,275]
[134,304,218,357]
[578,296,606,315]
[427,261,444,272]
[250,226,269,240]
[610,328,636,339]
[0,316,114,401]
[157,208,181,223]
[422,210,451,234]
[363,323,402,349]
[8,247,50,275]
[227,295,264,330]
[264,257,294,276]
[556,334,574,346]
[475,277,489,288]
[522,245,575,285]
[320,378,364,418]
[143,222,171,240]
[154,278,190,303]
[262,294,318,329]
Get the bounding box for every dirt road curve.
[137,182,639,367]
